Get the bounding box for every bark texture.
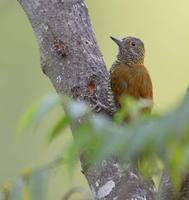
[17,0,156,199]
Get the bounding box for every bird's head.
[110,36,145,65]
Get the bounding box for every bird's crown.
[111,36,145,65]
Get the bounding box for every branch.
[17,0,156,199]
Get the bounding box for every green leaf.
[17,94,61,133]
[65,100,90,119]
[48,115,70,142]
[29,169,49,200]
[10,178,24,200]
[32,94,61,123]
[17,100,38,133]
[114,96,152,123]
[62,187,91,200]
[0,192,4,199]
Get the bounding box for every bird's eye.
[131,42,136,47]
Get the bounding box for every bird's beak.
[110,36,122,47]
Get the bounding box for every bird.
[110,36,153,114]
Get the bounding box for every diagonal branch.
[17,0,156,199]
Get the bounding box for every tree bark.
[17,0,156,199]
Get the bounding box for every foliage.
[0,157,63,200]
[1,93,189,199]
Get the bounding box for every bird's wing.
[110,64,128,104]
[139,68,153,100]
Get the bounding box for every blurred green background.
[0,0,189,199]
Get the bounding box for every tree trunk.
[17,0,156,199]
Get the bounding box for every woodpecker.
[110,36,153,113]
